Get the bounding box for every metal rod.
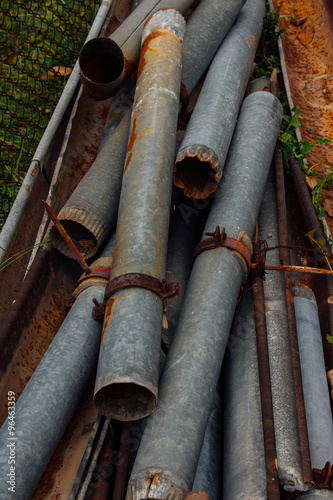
[274,146,313,485]
[174,0,266,199]
[223,289,267,500]
[252,224,280,499]
[42,199,91,273]
[0,235,115,499]
[94,9,186,421]
[251,262,333,275]
[126,91,282,500]
[293,285,333,471]
[79,0,194,100]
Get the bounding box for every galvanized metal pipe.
[126,91,282,500]
[258,168,308,491]
[51,109,131,259]
[192,390,223,499]
[290,491,333,499]
[293,285,333,471]
[79,0,193,100]
[275,146,313,486]
[93,9,186,421]
[181,0,246,99]
[223,290,267,500]
[0,235,115,500]
[163,194,204,347]
[174,0,266,199]
[252,224,280,499]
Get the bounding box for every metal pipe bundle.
[174,0,266,199]
[223,290,267,500]
[52,0,245,261]
[93,9,186,421]
[293,285,333,471]
[79,0,194,100]
[258,169,307,491]
[126,91,282,500]
[0,235,115,500]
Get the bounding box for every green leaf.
[327,334,333,344]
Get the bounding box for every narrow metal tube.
[223,290,267,500]
[258,168,308,491]
[79,0,193,100]
[126,91,282,500]
[293,285,333,471]
[94,9,186,421]
[0,236,115,499]
[51,109,131,259]
[275,146,313,485]
[252,225,280,499]
[174,0,266,199]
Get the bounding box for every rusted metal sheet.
[271,0,333,236]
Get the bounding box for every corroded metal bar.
[126,91,282,500]
[79,0,193,100]
[94,9,186,421]
[252,225,280,499]
[174,0,266,199]
[0,234,115,500]
[293,285,333,471]
[258,168,308,491]
[223,290,267,500]
[275,146,313,486]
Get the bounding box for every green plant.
[278,103,333,221]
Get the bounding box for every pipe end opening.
[94,382,157,421]
[50,219,98,260]
[79,38,125,100]
[174,155,219,199]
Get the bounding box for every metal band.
[192,226,252,284]
[92,273,180,320]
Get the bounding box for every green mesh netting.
[0,0,101,228]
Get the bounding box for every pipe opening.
[79,38,125,100]
[174,156,218,199]
[94,382,157,421]
[51,220,97,260]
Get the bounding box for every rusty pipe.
[126,91,282,500]
[93,9,186,421]
[0,234,116,500]
[79,0,193,100]
[174,0,266,199]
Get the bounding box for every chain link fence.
[0,0,101,228]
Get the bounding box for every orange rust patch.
[124,116,138,174]
[30,161,39,177]
[137,28,180,81]
[298,24,315,46]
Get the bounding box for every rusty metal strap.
[70,267,112,304]
[92,273,180,320]
[192,226,252,284]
